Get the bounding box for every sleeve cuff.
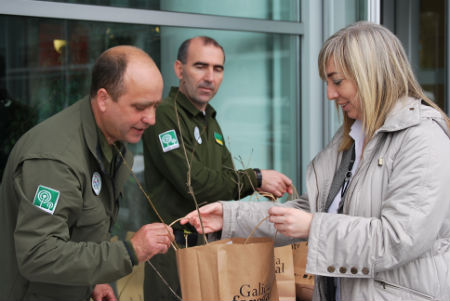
[122,240,139,266]
[253,168,262,188]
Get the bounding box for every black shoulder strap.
[323,143,355,213]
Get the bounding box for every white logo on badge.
[194,126,202,144]
[159,129,180,152]
[32,185,60,215]
[92,172,102,196]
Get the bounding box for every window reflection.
[38,0,299,21]
[0,15,299,236]
[419,0,445,110]
[1,17,160,123]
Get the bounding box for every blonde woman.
[182,22,450,300]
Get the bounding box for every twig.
[113,144,178,252]
[147,259,183,301]
[173,91,208,244]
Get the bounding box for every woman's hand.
[268,206,312,238]
[180,202,224,233]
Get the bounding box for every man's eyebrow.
[132,99,161,107]
[193,61,208,66]
[193,61,224,69]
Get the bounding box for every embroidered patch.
[92,172,102,196]
[214,132,224,146]
[159,129,180,152]
[194,126,202,144]
[32,185,60,215]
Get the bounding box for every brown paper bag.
[115,232,145,300]
[116,263,144,300]
[274,245,295,301]
[292,242,314,301]
[176,237,278,301]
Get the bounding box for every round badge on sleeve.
[92,172,102,196]
[194,126,202,144]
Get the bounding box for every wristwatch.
[253,168,262,188]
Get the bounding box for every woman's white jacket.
[220,97,450,300]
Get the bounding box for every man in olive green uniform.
[0,46,174,301]
[143,36,293,300]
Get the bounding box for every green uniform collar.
[169,87,217,119]
[98,129,114,164]
[97,128,125,176]
[80,96,129,176]
[80,96,100,163]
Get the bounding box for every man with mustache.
[142,36,293,300]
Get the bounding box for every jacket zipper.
[378,280,433,300]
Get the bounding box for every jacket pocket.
[70,198,110,242]
[374,280,433,300]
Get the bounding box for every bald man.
[0,46,174,301]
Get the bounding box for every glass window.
[384,0,446,111]
[418,0,446,111]
[321,0,368,145]
[159,27,299,190]
[0,15,299,236]
[37,0,300,21]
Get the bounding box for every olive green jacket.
[0,97,134,301]
[143,87,257,228]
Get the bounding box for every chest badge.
[92,172,102,196]
[214,132,224,146]
[194,126,202,144]
[159,129,180,152]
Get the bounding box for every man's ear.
[174,60,183,80]
[95,88,109,112]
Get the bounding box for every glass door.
[382,0,447,112]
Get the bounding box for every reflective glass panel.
[387,0,446,111]
[37,0,300,21]
[0,15,299,235]
[418,0,445,111]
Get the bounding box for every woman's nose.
[327,85,338,100]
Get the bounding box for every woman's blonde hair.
[318,21,449,151]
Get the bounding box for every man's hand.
[258,170,293,198]
[180,202,224,233]
[91,283,117,301]
[268,206,312,238]
[130,223,174,263]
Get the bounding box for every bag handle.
[245,215,279,244]
[246,184,298,244]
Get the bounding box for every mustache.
[198,82,215,90]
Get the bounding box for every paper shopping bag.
[176,237,278,301]
[114,232,145,301]
[292,242,314,301]
[274,245,295,301]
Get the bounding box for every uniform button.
[339,267,347,274]
[327,266,335,273]
[350,267,358,274]
[362,267,369,275]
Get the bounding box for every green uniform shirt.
[143,87,257,228]
[0,97,135,300]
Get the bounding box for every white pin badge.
[92,172,102,196]
[194,126,202,144]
